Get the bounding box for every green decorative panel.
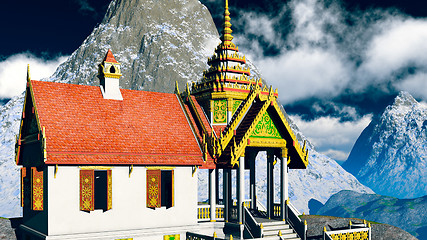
[213,100,227,124]
[232,100,242,115]
[250,112,282,139]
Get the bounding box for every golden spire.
[26,64,31,82]
[221,0,234,46]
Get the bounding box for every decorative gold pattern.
[21,167,26,207]
[107,170,112,210]
[330,231,369,240]
[250,112,281,139]
[80,170,94,211]
[31,167,43,211]
[164,234,180,240]
[213,100,227,124]
[147,169,161,208]
[232,100,242,114]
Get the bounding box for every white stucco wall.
[47,165,198,235]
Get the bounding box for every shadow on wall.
[308,199,324,215]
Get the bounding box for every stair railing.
[286,200,307,240]
[243,206,262,238]
[323,225,371,240]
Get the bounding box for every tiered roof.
[191,0,259,96]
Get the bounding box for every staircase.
[259,220,300,240]
[244,208,301,240]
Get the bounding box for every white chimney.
[98,49,123,100]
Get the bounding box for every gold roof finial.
[221,0,234,46]
[26,64,31,82]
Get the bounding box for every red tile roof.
[103,49,118,63]
[30,80,205,166]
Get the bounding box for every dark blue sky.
[2,0,427,60]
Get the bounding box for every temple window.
[147,169,174,209]
[80,169,112,211]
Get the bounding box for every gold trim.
[79,166,113,170]
[248,138,286,148]
[146,166,175,170]
[54,164,58,178]
[129,165,133,178]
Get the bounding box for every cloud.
[394,73,427,100]
[256,47,351,104]
[291,114,372,161]
[75,0,96,15]
[0,53,68,99]
[234,0,427,105]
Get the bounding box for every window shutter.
[107,169,112,210]
[171,170,175,207]
[21,167,26,207]
[80,169,94,211]
[31,167,43,211]
[147,169,161,208]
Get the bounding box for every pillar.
[215,169,220,204]
[237,156,245,225]
[237,155,245,240]
[249,151,257,210]
[209,169,216,222]
[280,148,289,221]
[223,168,231,222]
[267,151,274,219]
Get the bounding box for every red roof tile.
[103,49,118,63]
[30,80,204,166]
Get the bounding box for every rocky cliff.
[343,91,427,199]
[315,190,426,239]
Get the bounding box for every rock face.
[343,91,427,199]
[300,215,418,240]
[315,190,426,239]
[53,0,220,93]
[0,0,371,217]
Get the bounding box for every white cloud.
[0,53,68,99]
[291,114,372,161]
[395,72,427,100]
[257,47,351,104]
[236,0,427,104]
[358,19,427,85]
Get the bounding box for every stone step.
[263,228,293,235]
[262,224,291,231]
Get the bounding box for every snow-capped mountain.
[343,91,427,199]
[0,0,371,217]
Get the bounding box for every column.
[209,169,216,222]
[237,156,245,225]
[223,168,231,222]
[267,151,274,219]
[249,151,257,210]
[280,148,289,221]
[215,169,220,204]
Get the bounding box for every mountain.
[315,190,426,239]
[343,91,427,199]
[0,0,371,217]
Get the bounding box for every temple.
[15,1,309,240]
